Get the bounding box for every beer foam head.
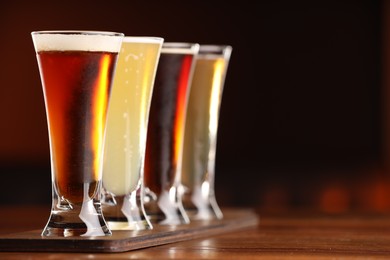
[122,36,164,45]
[31,31,124,52]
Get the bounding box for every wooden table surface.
[1,205,390,259]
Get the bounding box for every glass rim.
[31,30,124,37]
[198,44,233,58]
[161,42,200,54]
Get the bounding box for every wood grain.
[0,208,259,253]
[2,207,390,258]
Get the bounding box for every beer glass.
[31,30,124,237]
[182,45,232,220]
[101,36,163,230]
[144,42,199,225]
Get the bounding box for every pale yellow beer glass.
[182,45,232,220]
[102,36,163,230]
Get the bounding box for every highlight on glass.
[143,42,199,225]
[31,30,124,237]
[181,44,232,220]
[101,36,164,230]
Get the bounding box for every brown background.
[0,0,386,213]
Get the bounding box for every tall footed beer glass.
[31,30,124,237]
[182,45,232,220]
[102,37,163,230]
[144,42,199,225]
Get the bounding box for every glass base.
[182,184,223,221]
[42,199,111,237]
[102,188,153,230]
[184,199,223,221]
[107,219,151,231]
[144,187,190,225]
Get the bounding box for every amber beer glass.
[182,45,232,220]
[144,42,199,225]
[31,30,124,237]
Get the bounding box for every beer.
[38,50,118,203]
[103,37,163,196]
[144,43,199,224]
[101,37,163,230]
[32,31,123,236]
[181,45,232,220]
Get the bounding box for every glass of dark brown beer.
[182,45,232,220]
[144,42,199,225]
[31,30,124,237]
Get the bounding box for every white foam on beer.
[161,42,200,54]
[32,33,123,52]
[122,36,164,44]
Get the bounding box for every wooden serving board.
[0,208,259,253]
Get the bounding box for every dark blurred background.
[0,0,388,213]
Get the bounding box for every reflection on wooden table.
[1,206,390,259]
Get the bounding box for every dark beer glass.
[31,30,123,237]
[144,42,199,225]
